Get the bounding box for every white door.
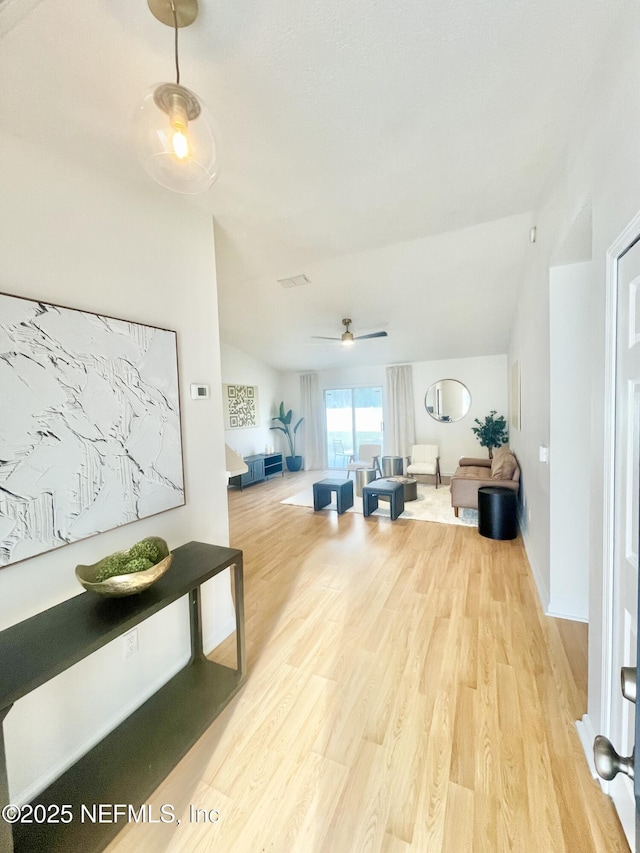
[599,235,640,847]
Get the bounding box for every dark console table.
[0,541,245,853]
[229,452,283,490]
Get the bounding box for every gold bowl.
[75,537,172,597]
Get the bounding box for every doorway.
[324,387,383,469]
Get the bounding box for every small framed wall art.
[223,384,259,429]
[0,292,185,568]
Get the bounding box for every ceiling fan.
[312,318,388,347]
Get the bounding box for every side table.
[478,486,518,540]
[381,456,403,477]
[355,468,377,497]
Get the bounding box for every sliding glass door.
[325,386,383,469]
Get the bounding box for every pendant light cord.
[170,1,180,85]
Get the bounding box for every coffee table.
[386,476,418,501]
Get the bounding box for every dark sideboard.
[0,541,245,853]
[229,451,283,489]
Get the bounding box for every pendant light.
[135,0,221,194]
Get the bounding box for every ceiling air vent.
[277,274,310,289]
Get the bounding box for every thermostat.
[190,384,210,400]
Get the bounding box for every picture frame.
[223,384,259,429]
[0,292,185,568]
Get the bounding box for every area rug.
[281,482,478,527]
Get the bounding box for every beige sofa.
[450,447,520,515]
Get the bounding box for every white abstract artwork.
[0,294,185,567]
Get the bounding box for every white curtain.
[386,365,416,457]
[300,373,324,470]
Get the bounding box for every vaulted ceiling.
[0,0,627,370]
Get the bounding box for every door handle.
[593,735,634,780]
[621,666,637,703]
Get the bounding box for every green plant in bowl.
[76,537,172,597]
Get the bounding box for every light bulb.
[168,95,190,160]
[342,338,355,347]
[171,128,189,160]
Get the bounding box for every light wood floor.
[108,470,628,852]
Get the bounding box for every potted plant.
[270,402,304,471]
[471,410,508,458]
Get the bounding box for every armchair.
[346,444,382,478]
[406,444,442,488]
[332,438,354,467]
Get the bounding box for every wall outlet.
[123,628,138,659]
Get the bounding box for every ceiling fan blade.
[311,335,341,340]
[353,331,388,340]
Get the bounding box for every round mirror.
[424,379,471,423]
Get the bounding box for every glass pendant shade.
[135,82,221,194]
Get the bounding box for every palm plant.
[471,410,508,458]
[270,402,303,458]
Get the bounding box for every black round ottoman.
[478,486,518,540]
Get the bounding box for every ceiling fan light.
[135,83,221,194]
[341,332,354,346]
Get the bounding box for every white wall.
[509,6,640,734]
[549,262,591,621]
[0,131,233,804]
[220,342,283,457]
[508,223,553,609]
[412,355,508,474]
[279,354,507,472]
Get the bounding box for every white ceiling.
[0,0,627,371]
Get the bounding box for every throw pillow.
[492,452,517,480]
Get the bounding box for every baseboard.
[547,603,589,623]
[203,615,237,655]
[518,516,550,613]
[575,714,599,780]
[14,654,190,805]
[608,774,636,850]
[578,718,636,848]
[520,512,588,622]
